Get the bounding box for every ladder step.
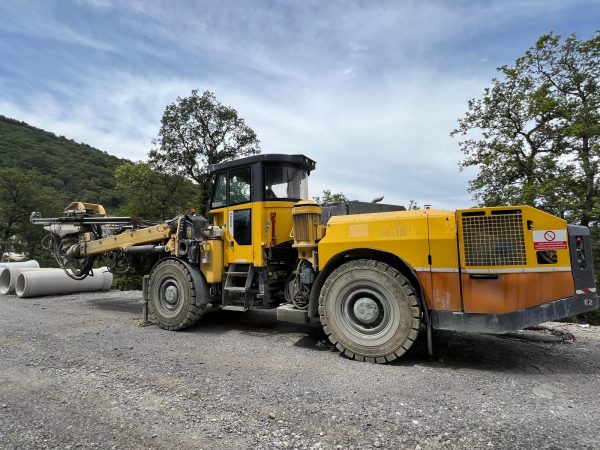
[222,305,247,312]
[222,264,255,310]
[225,287,247,293]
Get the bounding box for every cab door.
[226,205,253,264]
[210,167,254,266]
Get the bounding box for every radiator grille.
[293,214,311,242]
[462,211,526,266]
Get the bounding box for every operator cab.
[207,154,316,268]
[208,154,315,209]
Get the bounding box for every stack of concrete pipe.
[0,260,113,298]
[0,260,40,269]
[0,267,62,295]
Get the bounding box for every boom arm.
[30,203,183,280]
[70,222,177,257]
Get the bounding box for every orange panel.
[431,272,462,311]
[461,272,575,314]
[417,272,433,309]
[416,271,462,312]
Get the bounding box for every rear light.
[575,236,587,270]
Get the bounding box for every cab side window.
[233,209,252,245]
[211,173,227,208]
[229,167,251,205]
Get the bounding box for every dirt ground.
[1,290,599,449]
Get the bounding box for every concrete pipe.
[0,260,40,269]
[15,267,113,298]
[0,268,62,295]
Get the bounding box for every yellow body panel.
[65,202,106,217]
[318,205,575,314]
[200,239,224,283]
[426,211,462,311]
[318,209,437,271]
[457,205,574,313]
[456,205,572,271]
[210,201,296,267]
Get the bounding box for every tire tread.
[148,259,205,331]
[319,259,421,364]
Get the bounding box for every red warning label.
[533,229,567,250]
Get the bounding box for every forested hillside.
[0,116,126,210]
[0,115,133,265]
[0,116,200,268]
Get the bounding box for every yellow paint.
[73,197,576,316]
[81,223,174,256]
[200,239,223,283]
[65,202,106,217]
[456,205,571,270]
[348,224,369,238]
[318,209,435,271]
[318,206,574,313]
[209,201,296,267]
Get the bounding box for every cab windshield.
[264,165,309,201]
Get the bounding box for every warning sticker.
[533,229,568,250]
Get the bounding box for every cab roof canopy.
[207,154,316,174]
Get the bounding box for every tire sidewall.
[149,260,194,327]
[321,261,417,359]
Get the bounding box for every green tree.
[407,200,420,210]
[149,90,261,210]
[452,32,600,324]
[452,32,600,225]
[313,189,349,205]
[527,33,600,226]
[0,167,65,264]
[115,162,201,221]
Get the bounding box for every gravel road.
[1,290,599,449]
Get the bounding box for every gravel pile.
[1,290,599,449]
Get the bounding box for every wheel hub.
[341,287,390,336]
[159,279,182,314]
[164,285,179,305]
[353,297,380,324]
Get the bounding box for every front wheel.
[148,259,205,330]
[318,259,421,363]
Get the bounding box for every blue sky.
[1,0,598,208]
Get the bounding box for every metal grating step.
[222,263,256,310]
[225,287,247,293]
[222,305,247,312]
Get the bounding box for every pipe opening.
[15,273,26,297]
[0,269,10,295]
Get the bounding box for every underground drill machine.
[31,154,599,363]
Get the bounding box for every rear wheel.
[318,259,421,363]
[148,259,205,330]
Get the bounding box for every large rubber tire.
[319,259,421,363]
[148,259,205,331]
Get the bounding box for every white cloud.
[1,0,595,210]
[0,2,117,53]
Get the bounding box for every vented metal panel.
[462,211,526,266]
[293,214,311,242]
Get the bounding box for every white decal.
[533,229,567,250]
